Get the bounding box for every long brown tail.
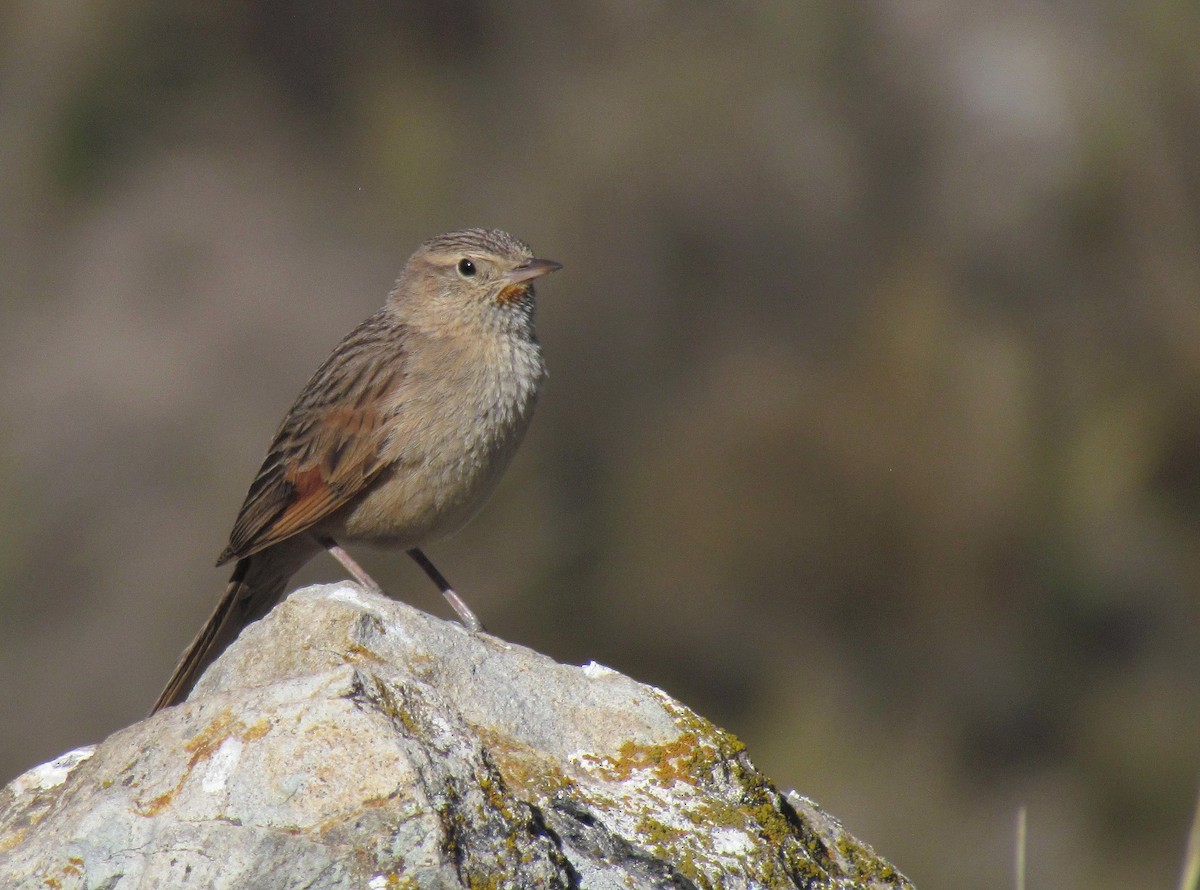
[153,558,255,713]
[151,543,310,713]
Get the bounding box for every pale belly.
[324,323,544,550]
[330,430,527,549]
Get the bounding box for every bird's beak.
[506,258,563,284]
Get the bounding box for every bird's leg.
[317,536,483,632]
[406,548,484,633]
[318,536,384,596]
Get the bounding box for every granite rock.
[0,583,914,889]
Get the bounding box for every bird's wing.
[217,313,405,565]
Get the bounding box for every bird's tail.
[151,544,307,714]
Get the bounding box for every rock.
[0,583,914,889]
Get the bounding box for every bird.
[152,227,561,713]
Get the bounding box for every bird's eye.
[457,258,476,277]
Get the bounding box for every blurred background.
[2,1,1199,887]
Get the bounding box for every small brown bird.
[153,228,561,712]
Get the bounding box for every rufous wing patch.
[218,401,391,562]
